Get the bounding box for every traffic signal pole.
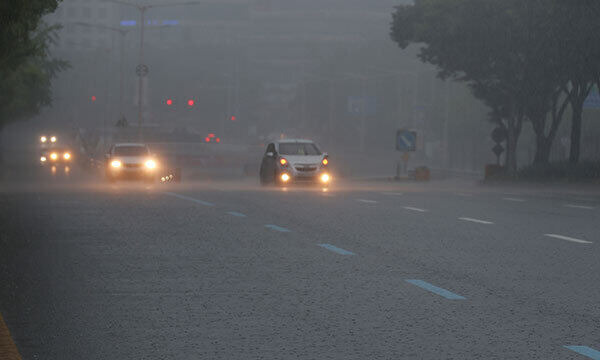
[137,7,146,140]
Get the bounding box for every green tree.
[0,0,67,128]
[390,0,600,172]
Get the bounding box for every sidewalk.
[0,313,21,360]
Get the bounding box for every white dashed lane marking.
[544,234,592,244]
[403,206,427,213]
[356,199,378,204]
[459,217,494,225]
[564,204,595,210]
[503,197,526,202]
[164,192,214,206]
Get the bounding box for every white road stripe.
[564,204,595,210]
[459,217,494,225]
[544,234,592,244]
[503,197,525,202]
[356,199,378,204]
[403,206,427,212]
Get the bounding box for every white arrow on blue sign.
[396,130,417,152]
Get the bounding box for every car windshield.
[113,146,148,156]
[278,143,321,155]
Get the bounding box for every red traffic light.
[166,99,173,106]
[91,95,96,102]
[187,99,194,106]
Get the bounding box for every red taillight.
[216,138,221,143]
[205,137,210,142]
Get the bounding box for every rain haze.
[1,0,600,359]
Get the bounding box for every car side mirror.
[266,152,274,157]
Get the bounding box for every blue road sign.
[396,129,417,152]
[584,86,600,109]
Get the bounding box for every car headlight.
[40,156,47,162]
[50,136,57,143]
[40,136,47,143]
[111,160,122,168]
[145,159,157,169]
[50,152,58,160]
[63,152,71,160]
[320,173,330,183]
[281,173,290,182]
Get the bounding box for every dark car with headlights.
[40,147,73,166]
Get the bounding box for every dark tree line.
[390,0,600,174]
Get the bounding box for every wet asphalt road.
[1,172,600,359]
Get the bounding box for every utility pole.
[103,0,203,139]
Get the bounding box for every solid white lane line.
[356,199,378,204]
[403,206,427,213]
[544,234,592,244]
[459,217,494,225]
[503,197,526,202]
[564,204,595,210]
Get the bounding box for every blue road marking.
[565,346,600,359]
[265,224,291,232]
[227,211,247,217]
[318,243,355,256]
[405,279,466,300]
[164,192,214,206]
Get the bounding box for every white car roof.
[113,143,148,147]
[276,139,314,144]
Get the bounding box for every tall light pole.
[103,0,203,139]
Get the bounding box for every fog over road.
[1,172,599,359]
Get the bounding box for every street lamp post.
[103,0,203,139]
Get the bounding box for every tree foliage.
[0,0,68,128]
[390,0,600,171]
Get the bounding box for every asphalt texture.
[1,168,600,359]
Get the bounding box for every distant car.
[105,143,159,182]
[40,147,73,166]
[259,139,331,186]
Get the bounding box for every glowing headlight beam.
[50,136,57,143]
[50,153,58,160]
[320,173,330,183]
[40,156,47,162]
[40,136,47,143]
[63,152,71,160]
[111,160,122,168]
[145,159,157,169]
[281,173,290,182]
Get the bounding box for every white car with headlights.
[259,139,331,186]
[105,143,158,182]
